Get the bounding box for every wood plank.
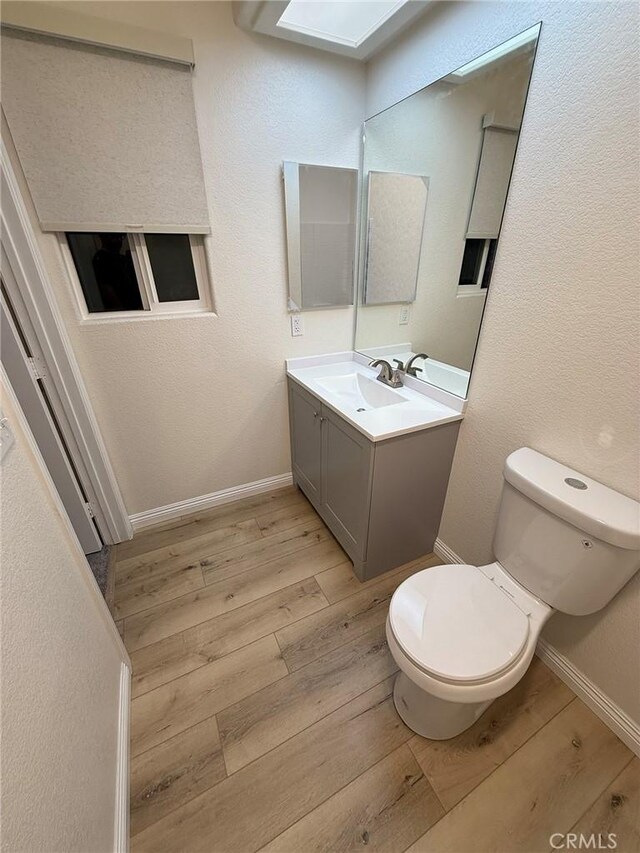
[218,623,397,774]
[117,487,305,561]
[315,553,440,603]
[567,757,639,853]
[130,578,328,698]
[408,657,574,809]
[261,744,444,852]
[405,700,633,853]
[130,717,226,837]
[256,503,320,537]
[201,518,329,586]
[276,562,421,671]
[130,635,287,757]
[114,563,204,620]
[116,518,262,579]
[115,619,124,639]
[124,539,348,652]
[131,677,412,853]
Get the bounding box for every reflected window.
[458,239,485,287]
[481,239,498,289]
[457,238,497,293]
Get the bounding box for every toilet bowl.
[386,561,551,739]
[386,447,640,740]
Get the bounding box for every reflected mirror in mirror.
[283,161,358,310]
[355,25,541,398]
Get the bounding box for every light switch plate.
[291,314,304,336]
[399,305,410,325]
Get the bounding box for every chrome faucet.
[370,359,404,388]
[404,353,429,377]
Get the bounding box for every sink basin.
[286,356,465,442]
[315,372,408,411]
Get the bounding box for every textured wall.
[0,377,126,852]
[13,0,365,514]
[367,1,640,721]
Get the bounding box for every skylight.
[277,0,410,49]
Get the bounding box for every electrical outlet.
[399,305,410,325]
[291,314,304,336]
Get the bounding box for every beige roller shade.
[1,29,210,233]
[466,127,518,239]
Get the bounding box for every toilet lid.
[389,564,530,683]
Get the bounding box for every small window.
[457,238,497,294]
[62,232,210,318]
[145,233,200,303]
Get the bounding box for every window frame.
[58,232,212,322]
[456,236,491,297]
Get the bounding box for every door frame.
[1,284,103,553]
[1,137,132,544]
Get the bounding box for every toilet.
[387,447,640,740]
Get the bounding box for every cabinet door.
[321,405,373,559]
[288,381,322,504]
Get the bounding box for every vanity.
[283,27,538,580]
[287,354,464,580]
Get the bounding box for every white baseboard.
[114,662,130,853]
[129,472,294,531]
[433,538,640,757]
[433,537,462,565]
[536,639,640,756]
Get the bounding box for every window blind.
[466,127,518,239]
[1,29,210,233]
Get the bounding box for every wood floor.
[114,486,639,853]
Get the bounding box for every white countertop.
[286,353,464,442]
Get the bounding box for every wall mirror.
[283,161,358,311]
[355,25,541,398]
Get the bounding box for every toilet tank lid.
[504,448,640,551]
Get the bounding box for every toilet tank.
[493,448,640,615]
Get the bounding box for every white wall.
[367,1,640,722]
[5,0,365,515]
[0,375,128,852]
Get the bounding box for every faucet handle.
[405,353,428,377]
[392,359,406,372]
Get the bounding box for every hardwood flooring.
[114,486,638,853]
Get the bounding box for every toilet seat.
[388,564,530,684]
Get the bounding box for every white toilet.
[387,447,640,740]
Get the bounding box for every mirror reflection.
[356,26,541,398]
[284,161,358,310]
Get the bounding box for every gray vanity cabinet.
[288,378,460,581]
[288,381,322,505]
[321,406,373,561]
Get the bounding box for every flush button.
[565,477,588,490]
